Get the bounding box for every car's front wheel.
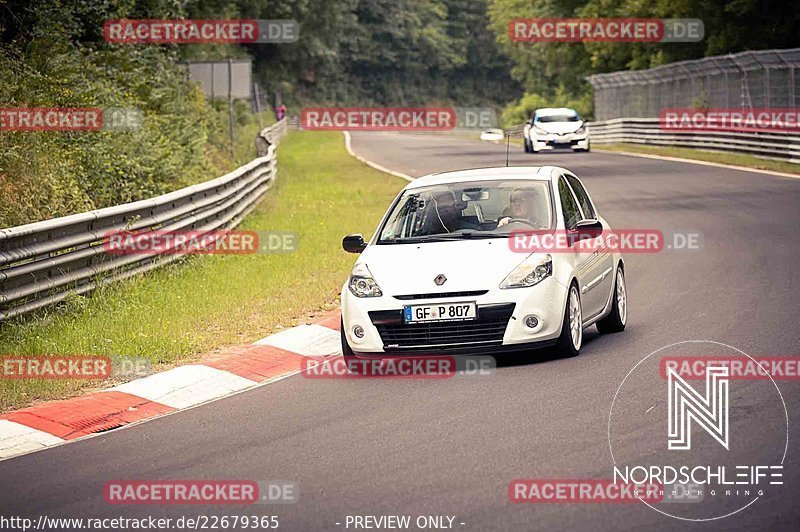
[597,266,626,333]
[556,284,582,357]
[523,138,532,153]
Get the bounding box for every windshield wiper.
[420,232,507,240]
[379,232,509,244]
[433,232,480,239]
[378,237,435,244]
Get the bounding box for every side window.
[558,177,582,229]
[565,174,596,220]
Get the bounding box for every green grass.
[595,143,800,176]
[0,131,406,411]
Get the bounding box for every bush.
[0,20,269,228]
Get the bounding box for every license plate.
[403,302,477,323]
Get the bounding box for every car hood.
[535,120,583,134]
[358,239,534,296]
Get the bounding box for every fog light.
[524,315,539,329]
[353,325,365,338]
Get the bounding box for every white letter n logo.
[668,365,729,450]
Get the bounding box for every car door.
[557,175,609,319]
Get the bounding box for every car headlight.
[500,254,552,289]
[532,125,548,135]
[576,125,586,134]
[348,263,383,297]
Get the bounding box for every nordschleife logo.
[667,365,729,450]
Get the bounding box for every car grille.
[393,290,488,301]
[546,139,579,147]
[369,303,515,350]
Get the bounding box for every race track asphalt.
[1,131,798,531]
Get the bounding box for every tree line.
[1,0,798,225]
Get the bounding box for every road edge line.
[594,147,800,180]
[343,131,414,181]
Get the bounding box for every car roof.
[534,108,577,116]
[405,166,557,190]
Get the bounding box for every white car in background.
[523,108,590,153]
[479,128,505,142]
[340,166,626,366]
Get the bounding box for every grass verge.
[594,143,800,176]
[0,131,406,411]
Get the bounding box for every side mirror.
[569,220,603,244]
[342,234,367,253]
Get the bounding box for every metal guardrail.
[504,120,799,162]
[256,118,288,155]
[504,124,525,139]
[0,118,288,322]
[586,118,800,162]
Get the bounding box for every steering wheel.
[504,218,538,228]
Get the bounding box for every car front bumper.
[341,276,568,356]
[531,132,589,150]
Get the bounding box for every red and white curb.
[0,310,342,462]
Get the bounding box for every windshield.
[378,180,553,243]
[535,113,581,123]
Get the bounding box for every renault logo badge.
[434,274,447,286]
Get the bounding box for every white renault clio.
[340,166,626,363]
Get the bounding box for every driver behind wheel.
[497,188,547,228]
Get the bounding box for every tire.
[597,266,627,334]
[556,284,582,357]
[340,318,363,373]
[524,138,532,153]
